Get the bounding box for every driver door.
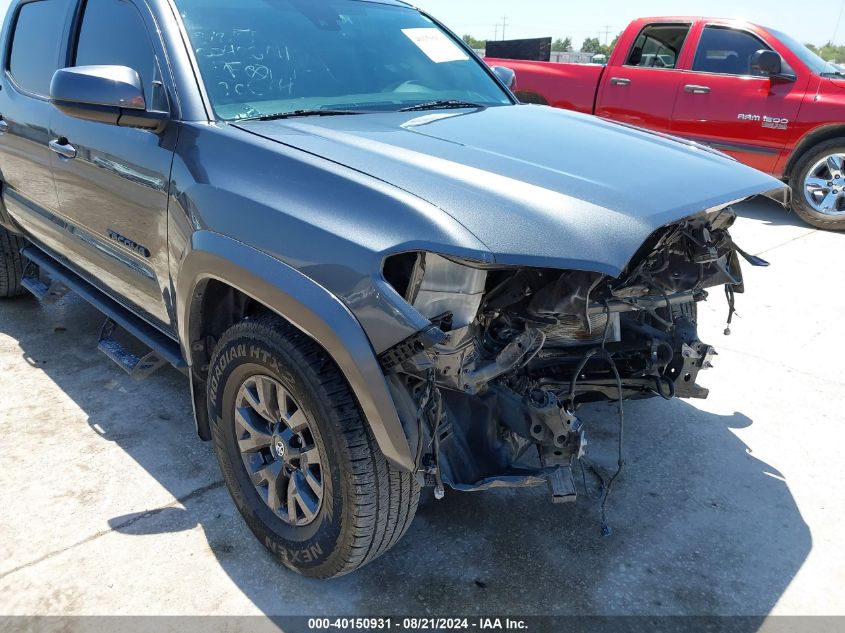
[50,0,177,329]
[670,24,809,173]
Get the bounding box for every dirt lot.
[0,198,843,622]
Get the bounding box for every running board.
[21,246,187,376]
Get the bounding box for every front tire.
[790,139,845,231]
[0,226,26,298]
[207,314,419,578]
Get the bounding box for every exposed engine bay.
[380,205,766,523]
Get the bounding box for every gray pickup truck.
[0,0,787,578]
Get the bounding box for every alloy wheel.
[234,374,324,527]
[803,153,845,216]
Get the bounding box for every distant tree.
[581,37,603,54]
[820,43,845,63]
[552,37,573,52]
[462,34,487,49]
[607,33,621,55]
[805,41,845,63]
[580,35,621,58]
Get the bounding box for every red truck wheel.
[790,139,845,231]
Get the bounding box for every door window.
[693,27,772,76]
[8,0,72,96]
[625,24,691,69]
[73,0,164,108]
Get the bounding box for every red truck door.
[670,24,808,173]
[596,22,694,132]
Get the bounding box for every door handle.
[684,84,711,94]
[610,77,631,86]
[49,138,77,159]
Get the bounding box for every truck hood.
[234,105,785,276]
[826,77,845,91]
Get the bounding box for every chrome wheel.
[803,153,845,216]
[234,374,324,527]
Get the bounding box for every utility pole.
[501,16,508,40]
[599,24,612,46]
[493,23,499,41]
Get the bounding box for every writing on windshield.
[176,0,512,120]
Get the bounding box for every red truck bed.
[485,58,604,114]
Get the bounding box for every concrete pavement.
[0,198,842,621]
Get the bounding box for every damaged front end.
[379,205,764,517]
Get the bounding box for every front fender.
[177,230,415,471]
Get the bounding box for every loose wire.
[413,370,435,471]
[568,346,625,537]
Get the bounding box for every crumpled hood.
[235,105,785,276]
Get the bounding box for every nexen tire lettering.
[264,537,324,564]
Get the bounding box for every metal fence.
[475,49,595,64]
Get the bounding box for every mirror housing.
[491,65,516,91]
[751,49,786,78]
[50,65,168,132]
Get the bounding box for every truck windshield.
[174,0,513,120]
[767,27,841,76]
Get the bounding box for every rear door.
[50,0,177,328]
[0,0,71,243]
[670,24,808,173]
[595,22,693,132]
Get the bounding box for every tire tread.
[211,314,419,578]
[0,227,26,298]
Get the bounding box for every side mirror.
[491,65,516,91]
[751,49,783,77]
[50,65,168,132]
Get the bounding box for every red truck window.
[692,26,774,76]
[625,24,691,70]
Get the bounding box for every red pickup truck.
[488,17,845,230]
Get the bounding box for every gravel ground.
[0,198,843,625]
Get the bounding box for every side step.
[21,246,187,377]
[98,318,168,380]
[21,261,70,305]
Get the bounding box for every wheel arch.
[784,125,845,181]
[177,230,415,472]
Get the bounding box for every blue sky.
[0,0,842,47]
[413,0,845,47]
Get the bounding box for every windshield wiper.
[241,109,366,122]
[398,100,486,112]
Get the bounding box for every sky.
[0,0,842,48]
[412,0,845,48]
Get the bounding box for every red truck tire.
[789,139,845,231]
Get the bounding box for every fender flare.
[782,124,845,181]
[176,231,415,472]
